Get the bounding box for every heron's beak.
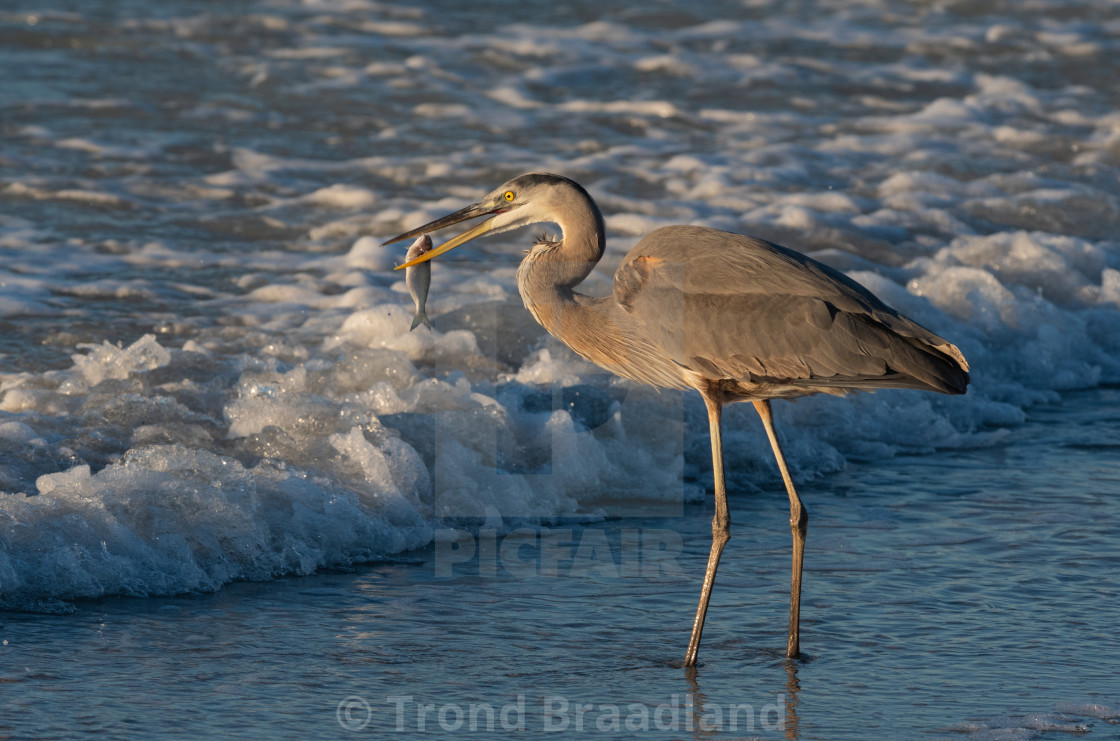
[383,200,504,270]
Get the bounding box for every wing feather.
[613,226,969,394]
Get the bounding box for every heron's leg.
[684,396,730,667]
[753,399,808,659]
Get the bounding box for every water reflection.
[682,660,801,739]
[783,660,801,740]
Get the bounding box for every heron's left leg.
[753,399,808,659]
[684,395,729,667]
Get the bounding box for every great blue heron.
[384,172,969,665]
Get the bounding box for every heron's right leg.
[753,399,808,659]
[684,396,729,667]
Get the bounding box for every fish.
[404,234,433,331]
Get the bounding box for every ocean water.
[1,0,1119,738]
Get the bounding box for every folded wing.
[613,226,969,394]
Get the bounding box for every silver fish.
[404,234,432,331]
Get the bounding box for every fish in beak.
[383,197,510,270]
[403,235,433,331]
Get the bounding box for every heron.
[384,172,969,665]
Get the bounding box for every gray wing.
[613,225,969,394]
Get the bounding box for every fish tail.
[410,311,431,331]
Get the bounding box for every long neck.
[516,188,606,335]
[512,190,687,390]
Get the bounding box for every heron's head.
[384,173,592,269]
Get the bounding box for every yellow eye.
[503,191,515,202]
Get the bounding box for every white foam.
[1052,702,1120,720]
[3,0,1120,612]
[0,445,432,611]
[4,182,131,208]
[939,710,1092,740]
[69,335,172,389]
[303,184,378,209]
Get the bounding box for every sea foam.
[1,0,1118,610]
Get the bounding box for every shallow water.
[2,0,1120,737]
[2,389,1119,740]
